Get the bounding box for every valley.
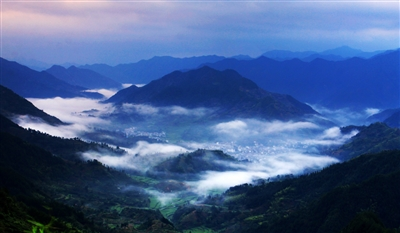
[1,47,400,232]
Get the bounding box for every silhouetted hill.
[331,122,400,160]
[0,57,103,99]
[107,66,318,120]
[205,50,399,110]
[81,55,226,84]
[0,85,64,126]
[0,113,123,161]
[149,149,237,180]
[46,65,122,89]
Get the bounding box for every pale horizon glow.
[1,1,398,66]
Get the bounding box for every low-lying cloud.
[13,115,89,138]
[120,103,212,117]
[19,96,361,198]
[81,141,188,171]
[190,152,338,196]
[213,119,319,138]
[311,105,380,126]
[22,97,114,138]
[83,88,119,99]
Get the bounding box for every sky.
[1,0,399,66]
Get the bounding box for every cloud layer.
[22,97,114,138]
[15,97,363,197]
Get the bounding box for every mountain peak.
[320,46,363,57]
[107,66,317,120]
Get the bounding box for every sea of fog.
[15,94,379,196]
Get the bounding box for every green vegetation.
[0,126,179,232]
[172,150,400,232]
[183,226,216,233]
[332,122,400,160]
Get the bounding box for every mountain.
[205,49,400,110]
[107,66,318,120]
[80,55,226,84]
[148,149,238,180]
[319,45,383,58]
[301,53,345,62]
[261,50,317,61]
[384,111,400,128]
[331,122,400,160]
[262,46,384,62]
[0,85,64,126]
[0,57,103,99]
[46,65,123,89]
[366,108,400,128]
[172,150,400,233]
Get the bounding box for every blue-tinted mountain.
[107,66,318,120]
[319,45,383,58]
[301,53,345,62]
[367,108,400,124]
[0,57,103,99]
[205,49,399,110]
[384,111,400,128]
[0,85,64,126]
[45,65,122,89]
[262,49,317,61]
[262,46,384,61]
[80,55,226,84]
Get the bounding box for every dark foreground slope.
[0,121,178,233]
[0,113,122,161]
[332,123,400,160]
[172,150,400,233]
[108,66,318,121]
[0,85,64,126]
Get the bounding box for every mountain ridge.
[0,85,64,126]
[0,57,103,99]
[107,66,318,121]
[80,55,226,84]
[46,65,123,89]
[204,49,399,110]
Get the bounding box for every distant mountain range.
[107,66,318,121]
[45,65,122,89]
[80,55,226,84]
[0,58,103,99]
[0,85,64,126]
[261,46,384,61]
[204,49,399,110]
[77,46,388,86]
